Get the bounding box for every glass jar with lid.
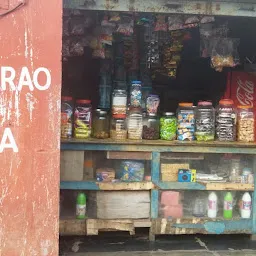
[160,112,177,140]
[110,116,127,140]
[195,101,215,141]
[61,96,73,139]
[127,107,143,140]
[130,81,142,107]
[216,99,236,141]
[112,89,127,117]
[177,103,195,141]
[74,99,92,139]
[143,113,160,140]
[92,109,110,139]
[237,105,254,142]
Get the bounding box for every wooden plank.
[60,151,84,181]
[151,190,159,219]
[107,151,152,160]
[97,182,153,190]
[86,219,135,235]
[205,183,254,191]
[150,218,252,235]
[59,219,86,236]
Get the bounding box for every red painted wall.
[0,0,62,255]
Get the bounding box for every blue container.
[118,161,145,181]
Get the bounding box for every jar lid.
[179,102,193,107]
[163,112,175,116]
[61,96,73,101]
[238,105,253,109]
[198,101,212,106]
[76,99,91,104]
[243,167,252,173]
[149,113,157,117]
[131,80,142,84]
[219,99,234,105]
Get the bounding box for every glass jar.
[143,113,160,140]
[237,105,254,142]
[110,116,127,140]
[112,89,127,117]
[61,96,73,139]
[99,85,111,109]
[177,103,195,141]
[216,99,236,141]
[160,112,177,140]
[92,109,110,139]
[127,107,143,140]
[229,158,241,183]
[146,94,160,114]
[74,99,92,139]
[130,81,142,107]
[195,101,215,141]
[141,87,152,110]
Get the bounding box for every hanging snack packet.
[183,15,199,29]
[70,39,84,56]
[116,15,134,36]
[154,15,167,32]
[211,37,240,72]
[100,15,116,45]
[168,15,184,31]
[70,17,85,36]
[200,16,215,24]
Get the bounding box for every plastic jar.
[74,99,92,139]
[143,113,160,140]
[177,103,195,141]
[127,107,143,140]
[160,112,177,140]
[112,89,127,117]
[61,96,73,139]
[146,94,160,114]
[130,81,142,107]
[195,101,215,141]
[216,99,236,141]
[92,109,110,139]
[110,116,127,140]
[237,105,254,142]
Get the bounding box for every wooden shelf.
[61,138,256,154]
[60,181,154,190]
[156,182,254,191]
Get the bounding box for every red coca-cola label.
[224,72,256,141]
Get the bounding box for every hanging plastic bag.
[211,38,240,72]
[168,15,184,31]
[116,15,134,36]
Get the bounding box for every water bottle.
[241,192,251,219]
[208,192,218,218]
[223,192,233,220]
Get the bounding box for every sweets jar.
[195,101,215,141]
[74,99,92,139]
[130,81,142,107]
[92,109,110,139]
[237,105,254,142]
[177,103,195,141]
[112,89,127,117]
[61,96,73,139]
[216,99,236,141]
[110,116,127,140]
[143,113,160,140]
[146,94,160,114]
[127,107,143,140]
[160,112,177,140]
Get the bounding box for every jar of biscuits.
[237,105,254,142]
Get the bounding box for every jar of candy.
[177,103,195,141]
[112,89,127,117]
[92,109,110,139]
[237,105,254,142]
[160,112,177,140]
[61,96,73,139]
[110,116,127,140]
[127,107,143,140]
[74,99,92,139]
[216,99,236,141]
[130,81,142,107]
[146,95,160,114]
[143,113,160,140]
[195,101,215,141]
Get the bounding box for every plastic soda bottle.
[223,192,233,220]
[241,192,251,219]
[208,192,218,218]
[76,192,86,219]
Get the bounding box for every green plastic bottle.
[76,192,86,219]
[223,192,233,220]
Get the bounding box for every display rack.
[60,139,256,241]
